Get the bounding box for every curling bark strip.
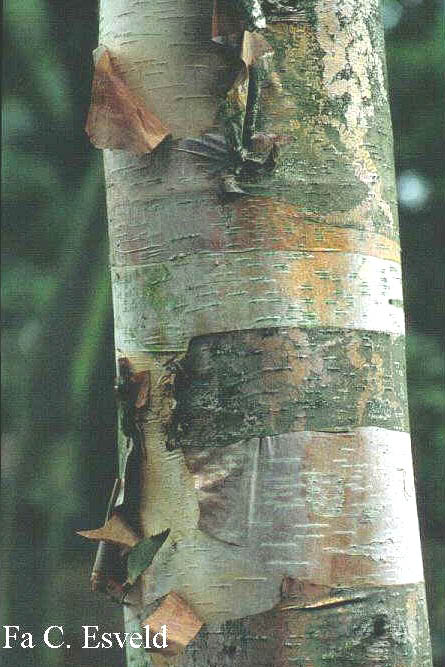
[94,0,432,664]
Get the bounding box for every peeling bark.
[142,592,203,656]
[92,0,432,664]
[86,47,170,153]
[78,512,139,549]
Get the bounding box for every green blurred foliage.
[1,1,444,665]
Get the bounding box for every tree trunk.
[92,0,432,664]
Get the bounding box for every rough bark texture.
[97,0,432,664]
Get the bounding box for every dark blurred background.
[1,1,444,665]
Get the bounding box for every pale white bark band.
[111,252,405,352]
[141,427,424,623]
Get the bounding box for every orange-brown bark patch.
[231,198,400,261]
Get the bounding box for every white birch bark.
[93,0,432,664]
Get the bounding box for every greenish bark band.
[169,327,409,449]
[180,583,431,667]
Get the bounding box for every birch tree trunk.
[92,0,432,664]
